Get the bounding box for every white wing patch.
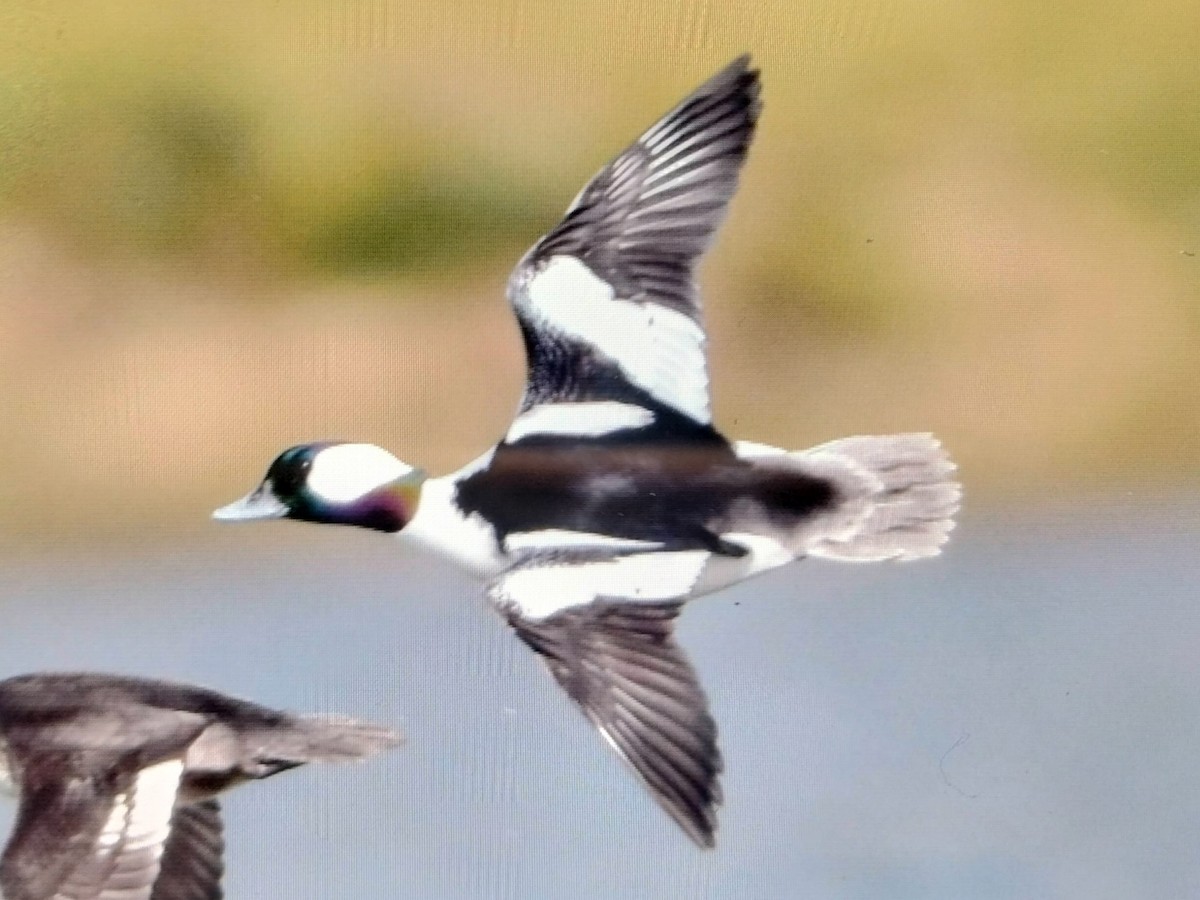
[732,440,787,459]
[0,743,15,796]
[75,758,183,898]
[490,550,710,621]
[504,530,663,553]
[522,256,711,424]
[308,443,415,505]
[100,759,181,849]
[506,402,655,442]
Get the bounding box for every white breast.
[401,471,505,580]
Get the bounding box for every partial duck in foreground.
[0,672,401,900]
[215,54,960,847]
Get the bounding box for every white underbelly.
[694,532,795,597]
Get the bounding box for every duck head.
[213,442,424,533]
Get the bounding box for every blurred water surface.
[0,499,1195,899]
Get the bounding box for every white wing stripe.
[506,402,655,442]
[505,530,662,552]
[732,440,787,459]
[124,758,181,851]
[493,550,710,621]
[74,758,182,899]
[522,256,710,423]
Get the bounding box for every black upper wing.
[0,753,113,900]
[0,694,210,900]
[506,55,761,427]
[503,599,722,846]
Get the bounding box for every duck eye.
[270,456,311,495]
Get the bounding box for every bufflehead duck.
[215,55,959,847]
[0,672,401,899]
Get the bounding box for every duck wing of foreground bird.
[489,551,722,847]
[505,54,761,436]
[0,747,201,900]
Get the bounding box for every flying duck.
[214,55,960,847]
[0,672,401,899]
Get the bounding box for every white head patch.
[308,444,415,505]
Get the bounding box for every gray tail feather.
[780,432,960,562]
[255,716,404,765]
[293,716,404,762]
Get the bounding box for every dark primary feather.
[505,600,723,847]
[0,750,185,900]
[0,674,296,744]
[516,54,761,321]
[0,755,113,900]
[509,54,761,414]
[150,801,224,900]
[511,318,709,422]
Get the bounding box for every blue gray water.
[0,499,1196,899]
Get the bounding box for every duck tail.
[737,433,960,562]
[288,715,405,763]
[245,715,404,769]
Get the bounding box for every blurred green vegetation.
[0,0,1197,542]
[3,2,1198,291]
[0,15,557,278]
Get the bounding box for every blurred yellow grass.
[0,0,1197,543]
